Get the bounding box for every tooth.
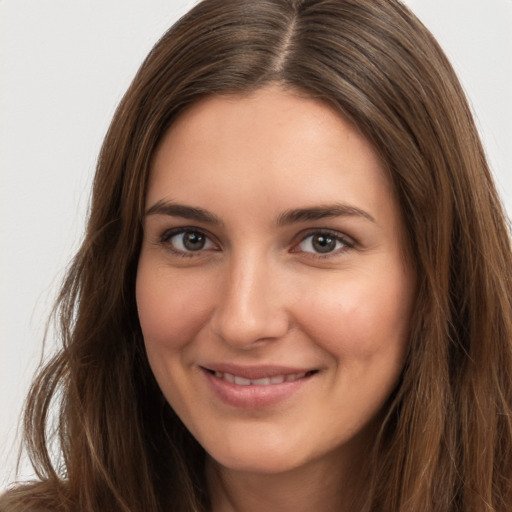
[285,372,306,382]
[218,371,310,386]
[224,373,235,383]
[252,377,271,385]
[234,376,252,386]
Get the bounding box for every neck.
[206,450,369,512]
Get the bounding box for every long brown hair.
[2,0,512,510]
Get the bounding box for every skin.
[136,85,416,512]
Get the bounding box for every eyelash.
[159,227,218,258]
[158,227,355,259]
[292,229,354,259]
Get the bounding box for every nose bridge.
[211,248,290,348]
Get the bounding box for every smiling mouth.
[202,366,318,408]
[205,369,318,386]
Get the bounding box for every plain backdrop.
[1,0,511,488]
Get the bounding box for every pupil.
[183,232,205,251]
[312,234,336,253]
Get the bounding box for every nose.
[210,253,292,349]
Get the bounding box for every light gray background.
[1,0,511,487]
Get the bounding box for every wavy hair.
[2,0,512,510]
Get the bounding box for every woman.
[2,0,511,511]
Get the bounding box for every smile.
[211,370,314,386]
[201,366,318,408]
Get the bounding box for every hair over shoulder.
[4,0,512,511]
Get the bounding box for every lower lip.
[202,369,313,409]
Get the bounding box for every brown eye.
[311,234,337,253]
[162,229,216,254]
[182,231,206,251]
[295,231,352,256]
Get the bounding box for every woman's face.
[136,86,416,476]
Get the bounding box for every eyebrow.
[145,200,224,226]
[145,200,375,226]
[276,204,375,225]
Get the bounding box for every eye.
[161,228,216,255]
[294,231,353,255]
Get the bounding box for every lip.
[200,364,317,409]
[203,363,313,380]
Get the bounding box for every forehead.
[152,86,388,177]
[148,85,393,208]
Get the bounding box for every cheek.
[295,266,414,360]
[136,262,213,354]
[135,261,218,414]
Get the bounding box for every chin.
[202,430,309,475]
[211,450,305,475]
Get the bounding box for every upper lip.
[201,363,316,380]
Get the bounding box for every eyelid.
[155,225,355,259]
[291,229,355,257]
[158,226,219,256]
